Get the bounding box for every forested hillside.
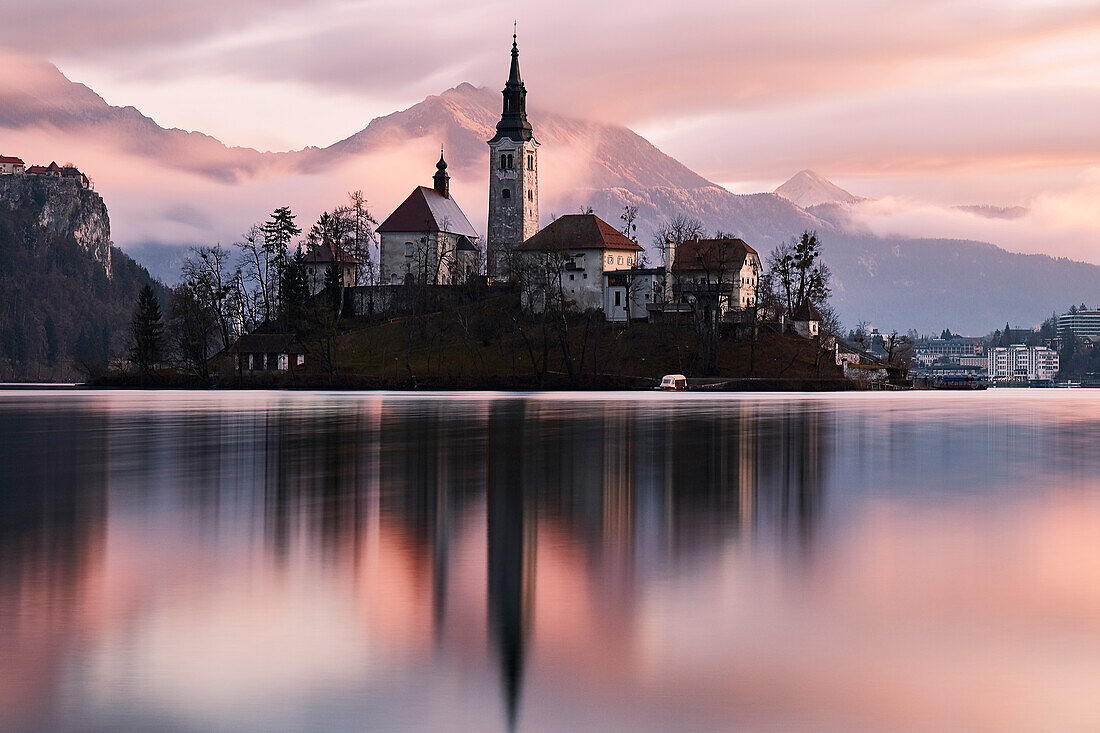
[0,176,161,380]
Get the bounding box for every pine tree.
[323,262,344,316]
[261,206,302,316]
[128,284,163,378]
[278,248,310,331]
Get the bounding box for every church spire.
[508,24,522,87]
[433,146,450,198]
[490,28,533,144]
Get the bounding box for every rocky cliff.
[0,174,157,380]
[0,175,112,277]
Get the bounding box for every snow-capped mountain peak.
[774,170,865,208]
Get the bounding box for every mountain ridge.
[1,53,1097,333]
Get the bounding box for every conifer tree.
[129,284,163,378]
[323,262,344,316]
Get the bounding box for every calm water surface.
[2,389,1100,732]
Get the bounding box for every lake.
[2,389,1100,732]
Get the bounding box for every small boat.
[658,374,688,391]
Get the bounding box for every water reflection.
[0,391,1098,732]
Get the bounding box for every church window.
[606,255,613,264]
[527,154,534,170]
[615,291,622,306]
[405,242,414,257]
[507,153,514,169]
[499,154,507,170]
[502,188,511,199]
[618,256,623,265]
[527,189,533,201]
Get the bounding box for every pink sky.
[4,0,1098,196]
[2,0,1099,264]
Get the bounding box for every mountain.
[315,83,832,248]
[1,53,1098,334]
[775,170,867,208]
[0,174,160,380]
[0,49,276,183]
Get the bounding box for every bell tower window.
[502,188,511,199]
[527,154,534,170]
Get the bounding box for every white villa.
[513,214,644,314]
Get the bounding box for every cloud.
[9,0,1100,157]
[845,168,1100,264]
[3,1,1099,265]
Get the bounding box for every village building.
[227,333,306,373]
[0,155,25,175]
[604,267,665,322]
[669,237,761,319]
[486,33,539,281]
[791,300,822,338]
[514,213,643,315]
[913,336,984,366]
[987,344,1059,382]
[302,241,359,295]
[377,152,479,286]
[25,161,90,188]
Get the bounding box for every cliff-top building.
[487,32,539,281]
[0,155,25,175]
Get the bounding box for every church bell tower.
[487,30,539,281]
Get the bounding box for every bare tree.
[885,329,915,369]
[767,231,831,319]
[235,225,273,326]
[167,281,217,381]
[617,250,648,327]
[620,205,639,241]
[181,245,239,351]
[676,238,743,375]
[652,214,705,270]
[346,190,379,285]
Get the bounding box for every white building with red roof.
[377,152,480,285]
[0,155,25,175]
[514,213,645,316]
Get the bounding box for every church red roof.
[672,237,757,273]
[303,242,358,264]
[515,214,643,252]
[377,186,479,238]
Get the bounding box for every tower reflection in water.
[0,394,830,732]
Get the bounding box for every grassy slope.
[316,295,844,389]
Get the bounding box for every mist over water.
[2,390,1099,732]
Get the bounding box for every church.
[377,151,479,285]
[486,32,540,281]
[375,31,540,288]
[367,33,762,326]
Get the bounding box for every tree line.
[128,194,378,382]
